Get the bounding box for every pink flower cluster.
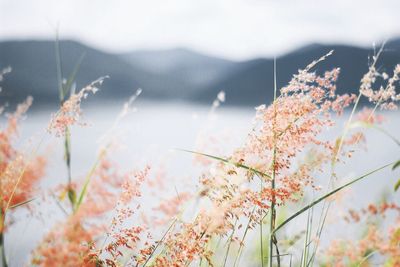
[48,77,107,136]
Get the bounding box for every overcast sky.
[1,0,399,60]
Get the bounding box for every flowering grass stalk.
[54,35,81,208]
[0,71,47,266]
[0,227,6,267]
[51,43,107,212]
[310,44,400,266]
[272,161,395,234]
[2,45,400,266]
[268,57,279,267]
[172,50,399,266]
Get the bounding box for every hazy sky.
[1,0,399,60]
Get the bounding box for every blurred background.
[1,0,400,107]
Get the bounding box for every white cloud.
[0,0,399,59]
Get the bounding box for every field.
[1,49,400,267]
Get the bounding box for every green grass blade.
[393,160,400,191]
[64,127,72,183]
[9,198,36,209]
[393,160,400,170]
[74,149,106,211]
[357,250,377,267]
[273,161,394,234]
[178,149,271,179]
[54,32,65,102]
[0,232,7,267]
[269,56,279,267]
[301,208,313,267]
[394,179,400,192]
[63,53,85,98]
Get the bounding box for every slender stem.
[373,126,400,146]
[301,209,312,267]
[141,218,177,267]
[307,201,330,267]
[55,31,64,102]
[357,250,377,266]
[64,128,72,185]
[260,188,264,267]
[222,219,237,267]
[55,35,75,209]
[312,45,385,267]
[233,207,255,267]
[269,183,276,267]
[269,57,280,267]
[332,44,384,169]
[3,138,44,213]
[64,127,75,210]
[0,231,7,267]
[332,92,362,168]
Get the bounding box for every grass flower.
[48,77,107,136]
[359,55,400,110]
[2,49,398,267]
[325,201,400,266]
[1,97,46,229]
[32,153,150,267]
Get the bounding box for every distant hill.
[0,40,194,106]
[1,39,400,108]
[194,40,400,105]
[121,48,236,90]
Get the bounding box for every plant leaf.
[74,149,106,211]
[393,160,400,170]
[9,198,36,209]
[63,53,85,98]
[68,188,77,206]
[55,33,64,102]
[395,179,400,192]
[178,149,271,179]
[273,161,394,235]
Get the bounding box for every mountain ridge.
[1,39,399,108]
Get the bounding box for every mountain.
[194,40,400,105]
[0,40,212,107]
[1,39,400,108]
[0,40,138,106]
[121,48,236,90]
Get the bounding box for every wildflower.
[32,50,400,267]
[153,192,191,222]
[356,107,385,124]
[91,165,151,266]
[325,201,400,266]
[0,97,46,232]
[31,217,97,267]
[146,51,374,265]
[48,76,107,136]
[359,54,400,110]
[32,154,150,267]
